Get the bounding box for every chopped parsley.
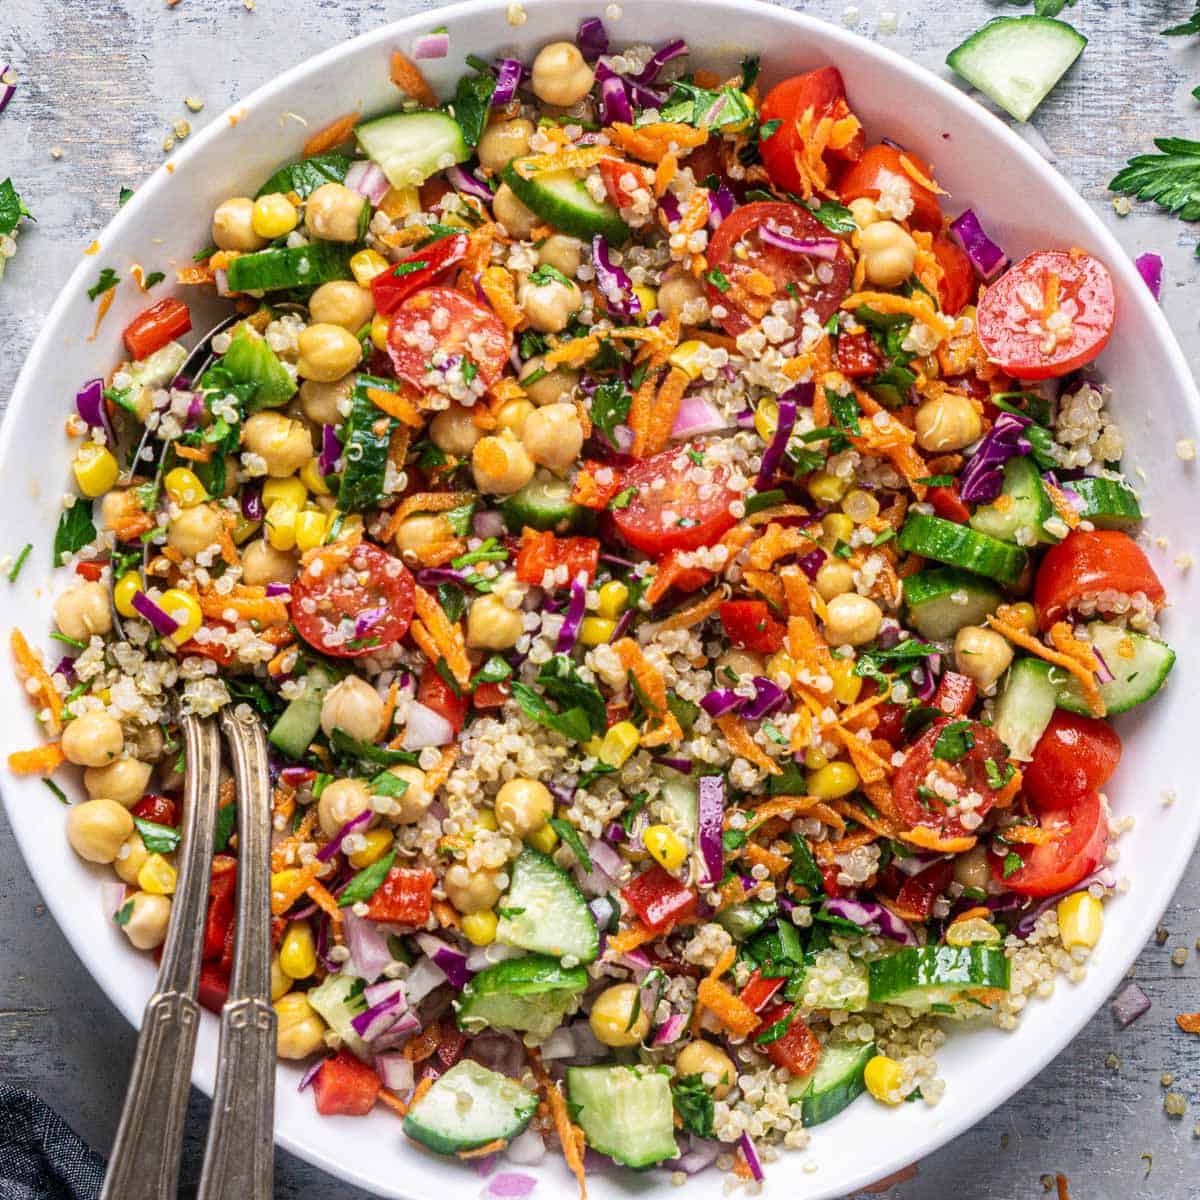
[704,268,731,293]
[339,848,398,906]
[548,817,593,873]
[933,720,976,762]
[7,543,32,582]
[1002,850,1025,879]
[87,266,120,301]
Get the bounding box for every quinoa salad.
[9,14,1178,1190]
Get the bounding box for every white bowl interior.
[2,2,1198,1197]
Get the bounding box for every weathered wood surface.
[0,1,1198,1196]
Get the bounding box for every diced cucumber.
[566,1066,678,1169]
[1055,621,1176,716]
[268,668,331,759]
[903,568,1002,641]
[658,776,698,845]
[496,849,599,964]
[499,470,593,535]
[715,900,777,941]
[898,513,1028,585]
[226,241,355,293]
[786,1040,875,1126]
[355,111,470,189]
[993,656,1058,762]
[969,457,1057,545]
[946,15,1087,123]
[403,1060,538,1155]
[867,946,1010,1009]
[306,971,369,1060]
[502,160,629,244]
[796,947,870,1012]
[456,955,587,1039]
[1070,476,1143,529]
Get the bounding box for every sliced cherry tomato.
[894,858,955,920]
[928,483,970,524]
[198,961,230,1014]
[514,529,600,586]
[123,298,192,361]
[931,235,975,316]
[598,158,649,208]
[705,201,851,336]
[835,328,881,378]
[202,855,237,962]
[681,136,728,188]
[994,789,1108,898]
[839,144,943,232]
[386,286,511,391]
[893,718,1011,838]
[932,671,978,718]
[364,866,435,924]
[621,865,697,933]
[418,662,468,734]
[290,542,415,658]
[371,232,469,315]
[612,445,739,556]
[976,250,1115,381]
[74,560,106,582]
[472,681,511,709]
[719,599,786,654]
[872,700,907,748]
[739,969,786,1014]
[312,1049,381,1117]
[1023,711,1121,813]
[131,793,177,826]
[753,1003,821,1076]
[1032,529,1165,631]
[759,67,864,195]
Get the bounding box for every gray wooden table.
[1,1,1198,1196]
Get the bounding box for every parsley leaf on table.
[1163,4,1200,36]
[1110,138,1200,223]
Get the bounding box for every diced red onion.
[676,1136,722,1175]
[659,191,681,225]
[708,183,735,230]
[446,164,495,205]
[412,32,450,59]
[598,75,633,125]
[364,978,407,1008]
[655,756,692,774]
[486,1173,538,1198]
[100,880,126,922]
[619,948,652,977]
[822,897,918,945]
[318,424,341,474]
[75,378,107,429]
[374,1051,415,1093]
[797,547,826,581]
[241,482,263,522]
[586,837,624,880]
[1093,646,1115,685]
[505,1127,547,1167]
[402,956,450,1004]
[52,655,77,681]
[758,227,841,260]
[949,209,1008,281]
[351,990,413,1041]
[297,1056,327,1093]
[577,17,609,62]
[1135,252,1163,302]
[184,392,205,430]
[556,571,589,652]
[473,509,506,538]
[342,910,397,982]
[592,236,641,320]
[700,688,744,718]
[959,411,1033,504]
[755,380,810,490]
[893,850,948,878]
[318,808,374,862]
[738,1133,764,1183]
[741,676,789,721]
[652,1011,688,1045]
[492,58,524,106]
[612,424,635,454]
[697,775,724,887]
[0,64,16,115]
[344,159,391,207]
[671,394,729,440]
[636,39,687,84]
[132,591,179,637]
[465,940,522,973]
[416,933,473,989]
[403,701,455,750]
[1112,980,1151,1028]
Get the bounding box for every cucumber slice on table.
[1055,621,1176,716]
[868,945,1010,1009]
[495,849,599,964]
[903,567,1002,641]
[500,471,594,534]
[457,954,588,1038]
[993,656,1058,762]
[306,972,369,1060]
[898,513,1028,585]
[355,111,470,188]
[268,668,330,759]
[403,1060,538,1155]
[786,1040,875,1126]
[946,16,1087,123]
[1070,476,1143,529]
[969,457,1057,545]
[502,159,629,244]
[226,242,355,293]
[566,1065,678,1168]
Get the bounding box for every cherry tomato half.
[834,328,881,378]
[976,250,1115,381]
[290,542,415,658]
[386,286,511,391]
[838,144,943,233]
[993,789,1108,898]
[371,232,469,315]
[719,599,786,654]
[1022,711,1122,813]
[931,235,975,316]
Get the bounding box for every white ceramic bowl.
[3,1,1198,1196]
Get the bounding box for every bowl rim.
[3,0,1198,1196]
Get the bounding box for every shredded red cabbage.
[958,411,1033,504]
[319,423,341,474]
[344,160,390,207]
[577,16,609,61]
[1135,252,1163,302]
[707,183,735,230]
[556,571,589,651]
[492,57,524,106]
[592,236,641,320]
[132,591,179,638]
[758,227,841,260]
[412,32,450,59]
[738,1134,764,1183]
[797,547,826,581]
[700,688,743,717]
[655,756,693,774]
[75,378,107,429]
[741,676,789,721]
[697,775,724,886]
[658,191,681,225]
[297,1056,328,1093]
[1013,868,1115,938]
[446,164,495,204]
[0,64,15,115]
[822,897,917,945]
[317,808,373,863]
[755,380,811,489]
[598,74,633,125]
[635,39,687,84]
[949,209,1008,281]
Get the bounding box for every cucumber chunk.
[226,241,355,293]
[898,513,1028,585]
[495,849,599,964]
[993,656,1058,762]
[715,900,777,941]
[946,15,1087,123]
[1070,476,1143,529]
[403,1060,538,1155]
[786,1040,875,1126]
[306,972,369,1060]
[1055,621,1176,716]
[903,568,1002,641]
[566,1065,678,1168]
[268,668,330,759]
[500,471,593,534]
[868,945,1010,1009]
[502,159,629,244]
[355,111,470,189]
[969,457,1057,545]
[457,955,588,1039]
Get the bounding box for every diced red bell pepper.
[312,1049,381,1116]
[820,864,843,899]
[202,855,237,962]
[835,329,881,379]
[894,858,955,920]
[932,671,978,718]
[364,866,435,924]
[472,681,511,708]
[131,793,177,827]
[571,460,625,511]
[928,484,971,525]
[198,961,230,1015]
[418,662,468,734]
[873,701,907,748]
[753,1003,821,1076]
[738,969,786,1014]
[621,865,697,934]
[74,560,107,581]
[656,549,713,595]
[371,232,469,315]
[514,529,600,587]
[719,599,786,654]
[123,298,192,361]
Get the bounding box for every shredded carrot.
[176,262,217,286]
[747,522,818,572]
[611,637,682,748]
[377,1089,411,1118]
[626,363,661,458]
[745,795,821,830]
[639,365,691,457]
[529,1050,588,1200]
[302,110,359,158]
[514,145,616,178]
[86,287,116,343]
[407,1076,435,1109]
[831,726,893,784]
[606,923,658,956]
[987,608,1105,717]
[403,1024,442,1063]
[1002,823,1058,846]
[741,567,787,612]
[608,121,707,162]
[950,906,992,926]
[1043,480,1082,530]
[1056,1174,1071,1200]
[831,797,897,840]
[1175,1012,1200,1034]
[432,898,461,930]
[423,745,459,793]
[198,586,289,626]
[899,153,950,196]
[715,712,781,775]
[272,783,297,828]
[479,265,524,330]
[745,841,790,876]
[815,828,878,864]
[696,976,759,1038]
[270,864,319,916]
[653,152,678,197]
[653,588,724,633]
[841,290,953,341]
[11,629,63,737]
[412,585,472,687]
[366,384,423,427]
[8,743,67,774]
[389,51,440,107]
[306,878,344,924]
[171,442,212,463]
[457,1139,507,1160]
[898,826,978,854]
[383,490,474,542]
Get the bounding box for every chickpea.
[953,625,1014,693]
[99,489,142,534]
[495,398,535,437]
[166,503,223,558]
[123,891,173,951]
[317,777,373,839]
[492,183,539,240]
[657,268,705,321]
[521,403,584,473]
[531,42,596,108]
[914,394,983,453]
[274,991,327,1059]
[211,197,268,253]
[83,756,152,807]
[589,983,650,1047]
[715,649,763,681]
[815,558,856,602]
[270,954,291,1002]
[823,592,883,647]
[242,411,314,477]
[241,537,299,586]
[381,765,431,824]
[477,118,534,173]
[953,844,992,891]
[296,323,362,384]
[538,234,583,278]
[859,220,918,288]
[494,778,553,837]
[467,593,524,650]
[472,434,535,495]
[62,710,125,768]
[66,797,134,863]
[848,196,880,230]
[519,277,583,334]
[675,1039,736,1099]
[519,357,579,406]
[114,831,149,885]
[444,863,503,915]
[299,376,354,426]
[430,404,483,456]
[394,513,453,554]
[320,676,385,742]
[304,182,367,243]
[308,281,375,333]
[54,581,112,643]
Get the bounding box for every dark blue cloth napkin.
[0,1086,103,1200]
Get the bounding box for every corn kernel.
[821,513,854,547]
[806,760,859,799]
[754,397,778,443]
[829,657,863,705]
[632,285,658,318]
[596,580,629,620]
[462,909,498,946]
[265,500,298,551]
[842,488,880,524]
[1057,891,1103,949]
[1009,602,1038,636]
[350,247,390,287]
[765,650,797,681]
[379,186,420,220]
[114,571,143,619]
[644,824,687,871]
[159,588,203,645]
[299,457,331,496]
[578,616,617,646]
[599,721,640,768]
[72,444,120,498]
[279,920,317,979]
[803,746,828,771]
[262,476,307,510]
[270,954,291,1001]
[370,312,391,352]
[137,853,177,895]
[946,916,1002,947]
[474,808,498,833]
[526,821,558,854]
[864,1054,905,1104]
[348,827,394,869]
[808,469,849,505]
[164,466,208,507]
[668,339,706,380]
[252,193,298,239]
[583,736,605,758]
[294,508,328,552]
